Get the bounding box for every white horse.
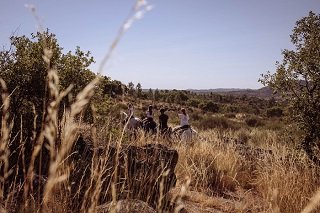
[121,112,143,135]
[173,127,198,143]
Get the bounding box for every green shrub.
[190,112,202,121]
[245,116,264,127]
[266,107,283,117]
[198,101,219,113]
[224,105,240,113]
[224,113,236,118]
[195,115,239,130]
[187,98,201,108]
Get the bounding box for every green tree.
[147,88,153,99]
[266,107,283,118]
[112,80,125,95]
[58,48,95,93]
[99,77,125,98]
[187,98,201,108]
[260,11,320,164]
[0,30,96,124]
[128,82,135,96]
[154,88,160,101]
[0,30,96,179]
[174,91,189,104]
[136,82,142,98]
[199,101,219,113]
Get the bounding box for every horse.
[172,126,198,143]
[122,112,158,137]
[142,118,157,134]
[122,112,143,137]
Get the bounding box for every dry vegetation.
[173,129,320,212]
[0,41,319,211]
[1,81,320,212]
[1,2,320,213]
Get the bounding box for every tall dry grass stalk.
[173,177,191,213]
[42,75,98,208]
[98,0,153,75]
[0,79,12,203]
[301,188,320,213]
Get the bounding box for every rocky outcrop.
[122,144,178,208]
[70,138,178,211]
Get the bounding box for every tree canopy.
[0,30,96,121]
[260,11,320,163]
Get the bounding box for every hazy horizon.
[1,0,319,90]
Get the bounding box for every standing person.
[159,108,169,134]
[146,105,153,121]
[174,108,190,132]
[128,103,134,119]
[143,105,156,133]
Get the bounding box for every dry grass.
[1,1,320,213]
[171,129,320,213]
[1,74,320,212]
[0,79,12,205]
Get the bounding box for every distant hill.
[188,86,275,99]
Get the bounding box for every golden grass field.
[1,76,320,212]
[1,2,320,212]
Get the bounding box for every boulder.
[70,139,178,211]
[123,144,178,209]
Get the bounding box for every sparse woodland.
[0,7,319,213]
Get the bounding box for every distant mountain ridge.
[188,86,275,99]
[188,88,251,93]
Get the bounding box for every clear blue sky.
[1,0,319,89]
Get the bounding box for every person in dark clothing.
[143,105,157,133]
[159,108,169,134]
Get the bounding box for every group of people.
[127,103,190,134]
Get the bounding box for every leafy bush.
[190,112,202,121]
[174,91,189,104]
[0,31,97,187]
[245,116,264,127]
[266,107,283,117]
[224,105,240,113]
[187,98,201,108]
[195,115,239,130]
[0,31,96,132]
[198,101,219,113]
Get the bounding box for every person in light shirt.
[146,105,153,120]
[174,108,190,132]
